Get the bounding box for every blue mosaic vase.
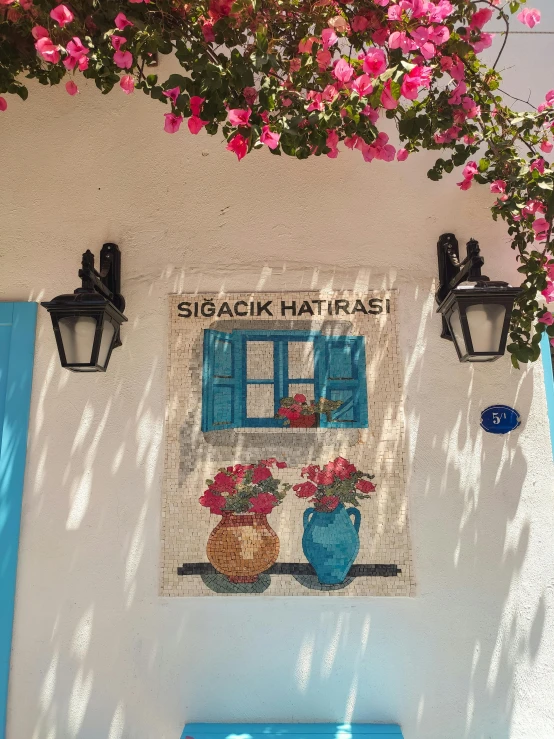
[302,503,361,584]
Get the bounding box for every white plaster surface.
[1,5,554,735]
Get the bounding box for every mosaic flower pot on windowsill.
[276,395,343,428]
[289,414,317,428]
[199,459,290,583]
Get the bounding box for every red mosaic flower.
[293,481,317,498]
[248,492,278,514]
[318,495,340,511]
[252,465,272,484]
[199,489,226,514]
[356,479,376,494]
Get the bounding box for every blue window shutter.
[315,335,368,428]
[0,303,37,739]
[202,329,241,431]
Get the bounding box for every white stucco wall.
[2,5,554,737]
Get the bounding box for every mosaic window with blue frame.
[201,328,369,431]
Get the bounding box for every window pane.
[246,341,274,380]
[247,384,275,418]
[287,383,315,405]
[288,341,314,379]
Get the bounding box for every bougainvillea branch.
[1,0,554,365]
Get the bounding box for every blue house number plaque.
[480,405,521,435]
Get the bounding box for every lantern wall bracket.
[436,233,496,341]
[78,243,125,314]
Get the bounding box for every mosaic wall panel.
[161,292,415,596]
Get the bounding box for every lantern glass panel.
[466,303,506,353]
[448,304,465,355]
[58,315,97,365]
[98,319,116,369]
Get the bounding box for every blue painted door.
[0,303,37,739]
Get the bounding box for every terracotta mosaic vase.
[207,512,280,583]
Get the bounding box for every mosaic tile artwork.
[160,292,415,596]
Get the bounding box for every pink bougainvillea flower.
[463,161,478,180]
[540,140,553,154]
[457,178,473,191]
[120,74,135,94]
[326,129,339,158]
[390,30,417,53]
[202,21,215,42]
[472,32,494,53]
[65,80,78,96]
[298,36,317,54]
[397,148,409,161]
[189,96,204,116]
[533,218,549,240]
[188,115,208,134]
[381,79,398,110]
[321,28,338,49]
[293,481,317,498]
[114,12,133,30]
[248,492,278,514]
[0,97,7,112]
[490,180,507,194]
[228,108,251,127]
[66,37,88,58]
[351,15,368,32]
[542,283,554,302]
[328,15,349,33]
[50,4,73,27]
[114,50,133,69]
[400,65,432,100]
[260,125,280,149]
[252,465,272,484]
[163,112,183,133]
[470,8,493,29]
[31,25,49,40]
[35,37,60,64]
[111,35,127,51]
[243,87,257,105]
[333,58,354,85]
[351,74,373,97]
[362,48,386,77]
[163,86,180,105]
[547,264,554,281]
[518,8,541,28]
[538,312,554,326]
[530,158,546,174]
[316,49,332,71]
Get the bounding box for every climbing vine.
[1,0,553,364]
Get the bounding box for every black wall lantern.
[42,243,127,372]
[436,234,521,363]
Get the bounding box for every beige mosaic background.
[161,291,415,596]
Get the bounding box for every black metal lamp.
[436,234,521,363]
[42,243,127,372]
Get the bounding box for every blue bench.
[182,723,404,739]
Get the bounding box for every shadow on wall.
[5,260,547,739]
